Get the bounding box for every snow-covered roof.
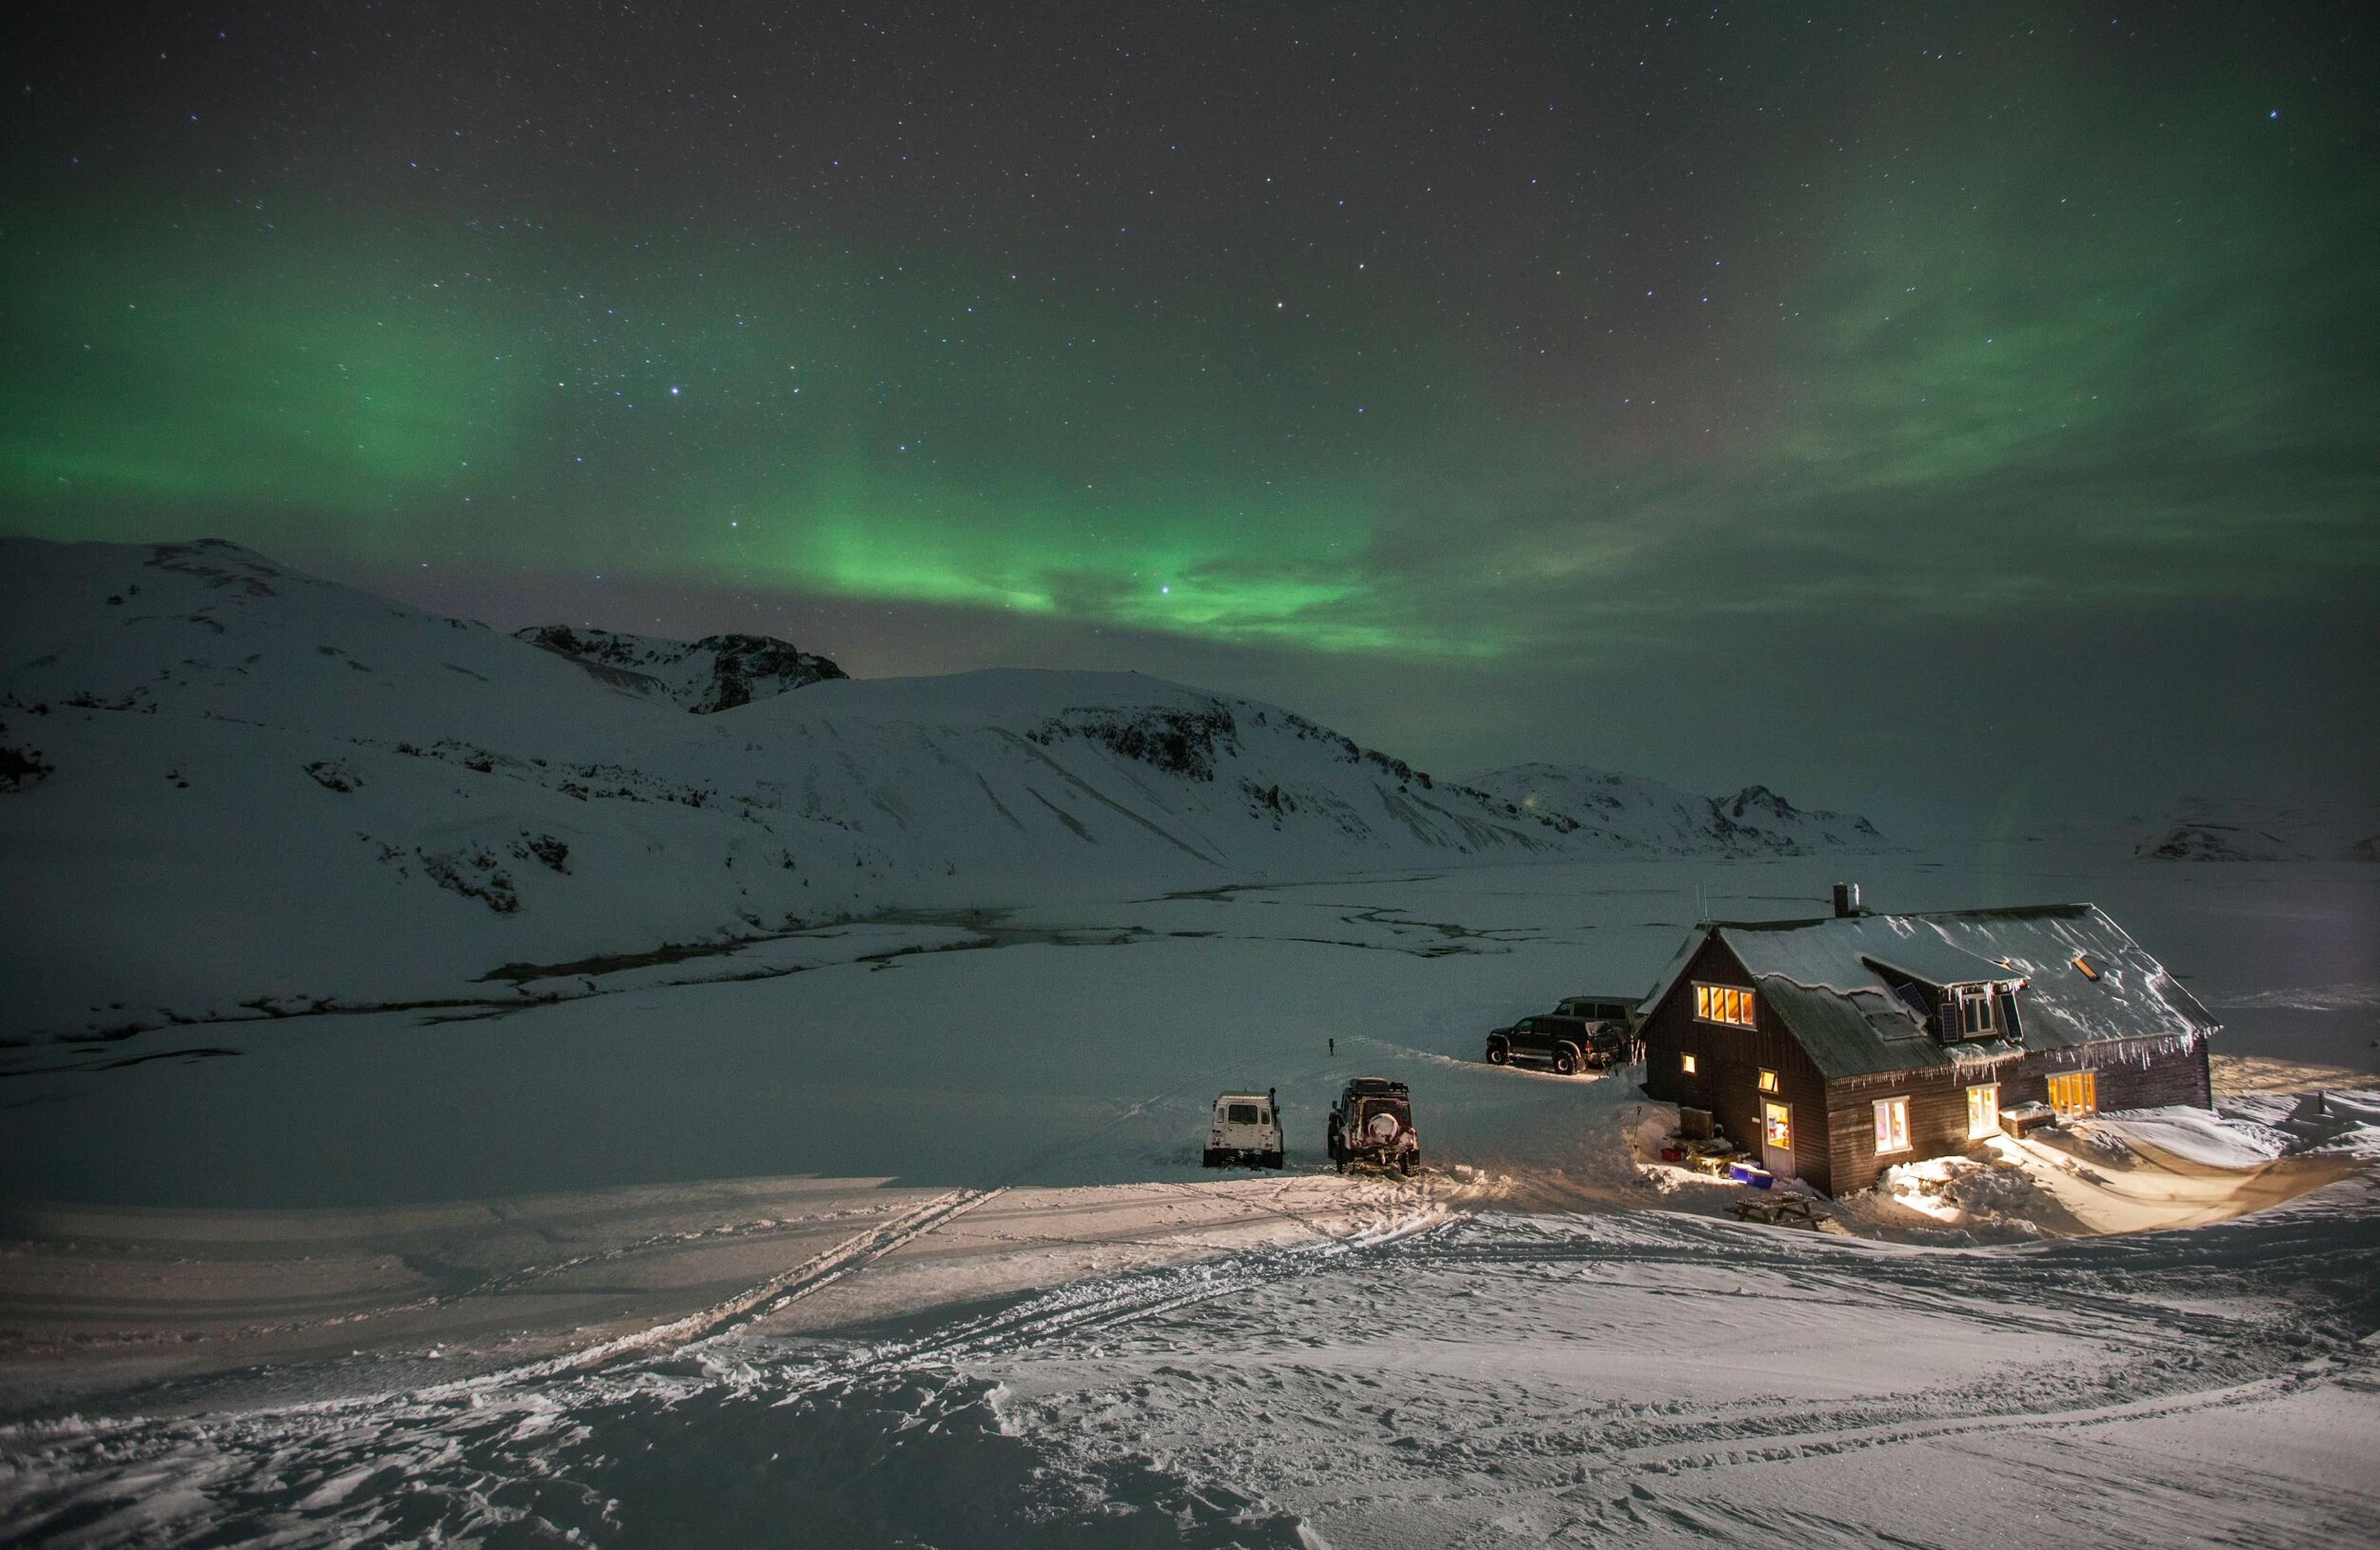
[1647,904,2218,1081]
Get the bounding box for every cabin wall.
[1826,1034,2213,1195]
[1640,933,1835,1194]
[1994,1034,2215,1114]
[1826,1068,2008,1196]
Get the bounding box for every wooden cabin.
[1638,889,2216,1196]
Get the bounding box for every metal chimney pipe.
[1832,882,1859,918]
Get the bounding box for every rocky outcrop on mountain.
[516,625,846,713]
[1027,703,1244,782]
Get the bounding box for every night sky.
[4,4,2373,824]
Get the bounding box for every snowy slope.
[1457,761,1893,856]
[0,539,1882,1041]
[2131,795,2380,863]
[514,623,846,713]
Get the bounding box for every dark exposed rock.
[516,625,846,713]
[1029,703,1240,781]
[304,759,361,793]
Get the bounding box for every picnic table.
[1730,1193,1822,1227]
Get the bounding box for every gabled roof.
[1642,903,2218,1081]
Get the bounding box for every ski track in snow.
[6,1191,2376,1548]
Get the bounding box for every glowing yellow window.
[1873,1097,1910,1154]
[1967,1083,2000,1138]
[1758,1069,1779,1094]
[1692,982,1756,1028]
[1681,1052,1698,1075]
[2047,1070,2097,1117]
[2073,954,2100,981]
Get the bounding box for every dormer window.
[1954,987,1999,1038]
[2073,954,2100,981]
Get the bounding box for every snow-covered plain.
[4,540,2379,1546]
[4,850,2378,1547]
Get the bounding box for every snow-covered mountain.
[0,539,1886,1040]
[515,624,846,713]
[1455,762,1893,856]
[2130,796,2380,863]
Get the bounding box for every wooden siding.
[1639,933,1838,1194]
[1824,1034,2215,1194]
[1825,1067,2014,1195]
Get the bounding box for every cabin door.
[1761,1101,1796,1179]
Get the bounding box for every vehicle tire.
[1398,1152,1416,1177]
[1265,1151,1285,1169]
[1202,1148,1220,1168]
[1553,1044,1579,1075]
[1486,1039,1510,1065]
[1335,1155,1347,1174]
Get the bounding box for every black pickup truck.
[1485,997,1636,1075]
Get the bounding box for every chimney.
[1831,882,1861,918]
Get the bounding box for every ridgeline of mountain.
[516,625,846,713]
[1457,763,1893,857]
[1,538,1888,1040]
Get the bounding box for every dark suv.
[1485,1003,1632,1075]
[1553,996,1638,1026]
[1328,1077,1420,1175]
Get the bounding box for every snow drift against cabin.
[0,539,1889,1042]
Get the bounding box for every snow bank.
[2096,1105,2293,1169]
[2222,1088,2380,1158]
[1871,1151,2049,1237]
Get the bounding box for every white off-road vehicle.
[1204,1089,1285,1169]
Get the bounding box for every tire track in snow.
[824,1197,1460,1376]
[975,1204,2380,1548]
[501,1186,1005,1378]
[1597,1368,2320,1479]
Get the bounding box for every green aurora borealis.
[4,4,2374,808]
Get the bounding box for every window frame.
[1758,1068,1779,1094]
[2047,1070,2097,1117]
[1957,987,1998,1038]
[1966,1082,2001,1139]
[1872,1096,1911,1155]
[1691,981,1757,1029]
[1680,1052,1698,1075]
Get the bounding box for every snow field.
[7,1189,2376,1548]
